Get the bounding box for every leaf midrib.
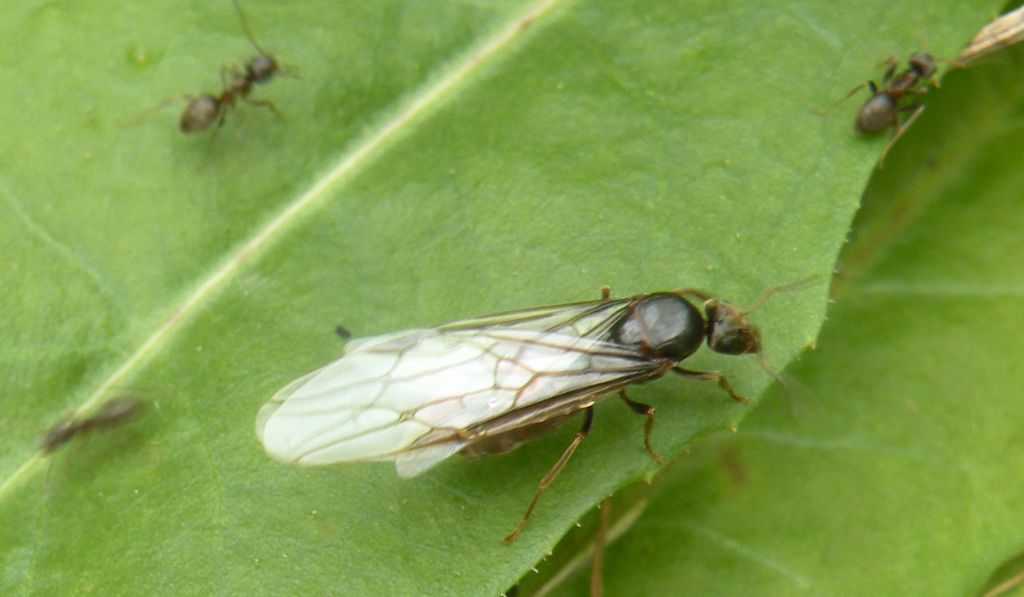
[0,0,571,502]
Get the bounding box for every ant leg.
[845,80,870,102]
[243,97,285,121]
[671,367,750,403]
[219,64,245,89]
[618,390,662,462]
[812,82,867,115]
[196,125,223,172]
[672,287,714,302]
[279,62,302,80]
[591,498,610,597]
[877,104,925,168]
[898,103,926,117]
[232,0,269,55]
[741,276,820,313]
[119,94,190,128]
[503,407,594,544]
[880,61,898,85]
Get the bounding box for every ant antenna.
[743,275,821,314]
[758,349,806,419]
[119,94,192,128]
[231,0,268,56]
[812,83,867,115]
[754,350,785,391]
[738,276,820,416]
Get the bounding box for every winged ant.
[256,278,814,542]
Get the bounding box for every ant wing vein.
[256,300,654,477]
[438,296,635,337]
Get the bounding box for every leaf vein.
[0,180,118,306]
[662,519,812,589]
[0,0,572,501]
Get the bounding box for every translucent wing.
[256,298,657,477]
[439,296,635,338]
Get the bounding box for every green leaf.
[542,37,1024,597]
[0,0,996,594]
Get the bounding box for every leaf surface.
[544,37,1024,597]
[0,0,997,593]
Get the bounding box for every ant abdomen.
[856,91,898,134]
[180,95,220,133]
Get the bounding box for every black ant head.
[247,54,279,83]
[703,299,762,356]
[909,52,936,79]
[700,278,819,404]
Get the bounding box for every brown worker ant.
[855,52,936,135]
[179,0,283,133]
[818,52,938,166]
[854,52,937,165]
[124,0,284,135]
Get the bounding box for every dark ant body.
[498,279,813,543]
[856,52,936,134]
[812,52,939,166]
[180,0,281,133]
[41,397,148,454]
